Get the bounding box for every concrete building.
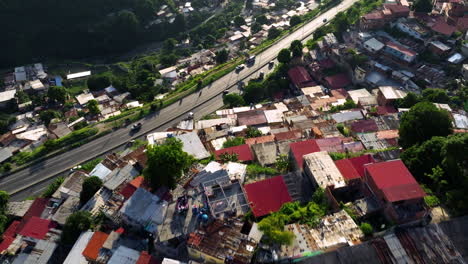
[187,218,257,264]
[303,151,346,190]
[384,42,417,63]
[377,86,407,106]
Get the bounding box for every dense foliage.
[223,93,245,107]
[258,189,329,245]
[61,211,93,245]
[80,176,103,205]
[144,138,194,189]
[401,133,468,215]
[399,102,453,148]
[0,0,189,67]
[222,137,245,148]
[42,177,65,198]
[0,191,10,234]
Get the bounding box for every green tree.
[278,49,291,64]
[289,40,303,57]
[47,86,68,103]
[276,154,290,173]
[16,90,30,104]
[395,92,421,108]
[163,38,177,50]
[255,15,268,25]
[246,126,262,138]
[222,137,245,148]
[42,177,64,198]
[87,75,111,91]
[135,0,155,21]
[39,110,61,125]
[80,176,103,205]
[422,88,450,104]
[61,211,93,245]
[215,49,229,64]
[0,191,9,213]
[243,82,266,103]
[234,16,245,27]
[268,27,281,39]
[87,100,101,115]
[399,102,453,148]
[223,93,245,107]
[360,222,373,236]
[144,138,194,189]
[290,15,302,27]
[413,0,432,13]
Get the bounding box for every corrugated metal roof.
[244,176,292,217]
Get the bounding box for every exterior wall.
[383,46,415,63]
[395,23,422,39]
[187,247,224,264]
[360,18,386,30]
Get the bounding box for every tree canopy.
[401,133,468,215]
[290,15,302,27]
[47,86,68,104]
[0,191,9,234]
[399,102,453,148]
[61,211,93,245]
[144,138,194,189]
[87,100,101,115]
[268,27,281,39]
[289,40,303,57]
[413,0,432,13]
[80,176,103,205]
[278,49,291,64]
[215,49,229,64]
[223,93,245,107]
[87,75,111,91]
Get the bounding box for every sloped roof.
[18,216,56,240]
[215,144,254,162]
[335,154,375,180]
[237,110,267,126]
[244,176,292,217]
[82,231,109,261]
[351,119,379,133]
[289,139,320,169]
[324,73,351,89]
[365,160,425,202]
[288,66,316,88]
[137,251,159,264]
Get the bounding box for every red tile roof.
[384,3,410,15]
[16,198,48,234]
[120,176,145,199]
[288,66,316,88]
[431,19,456,36]
[244,176,292,217]
[18,217,56,240]
[290,139,320,169]
[82,231,109,261]
[237,110,267,126]
[386,41,417,57]
[335,154,375,181]
[4,221,20,237]
[315,137,344,152]
[0,236,15,253]
[137,251,159,264]
[274,130,302,141]
[324,73,351,89]
[456,17,468,31]
[351,119,379,133]
[377,105,398,115]
[365,160,425,202]
[335,159,360,180]
[245,135,275,146]
[215,144,253,162]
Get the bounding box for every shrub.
[222,137,245,148]
[42,177,64,198]
[360,222,373,236]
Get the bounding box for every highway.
[0,0,358,201]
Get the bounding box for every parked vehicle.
[246,55,256,65]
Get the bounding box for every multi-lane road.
[0,0,358,200]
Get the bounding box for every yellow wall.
[187,247,224,264]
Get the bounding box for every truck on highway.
[246,55,256,65]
